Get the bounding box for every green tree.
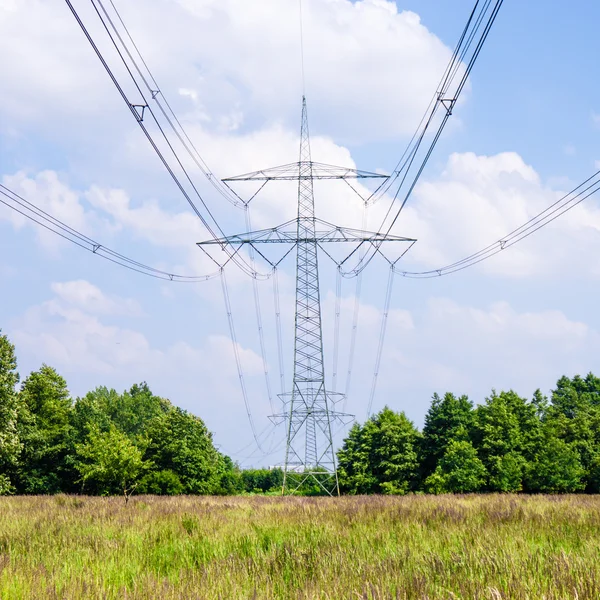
[241,468,283,494]
[0,330,21,494]
[16,365,73,493]
[525,432,585,493]
[144,407,228,494]
[472,390,541,492]
[425,440,486,494]
[137,469,184,495]
[419,393,474,482]
[547,373,600,491]
[75,424,151,502]
[71,382,171,442]
[338,407,421,495]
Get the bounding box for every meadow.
[0,494,599,599]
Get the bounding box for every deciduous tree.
[0,331,20,494]
[338,407,421,495]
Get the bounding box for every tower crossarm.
[197,218,416,246]
[222,162,390,182]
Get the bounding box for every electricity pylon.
[198,97,415,495]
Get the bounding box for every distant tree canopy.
[339,382,594,495]
[1,328,599,496]
[337,407,421,495]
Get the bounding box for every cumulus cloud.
[50,280,143,316]
[8,278,600,454]
[0,0,462,143]
[1,170,91,250]
[396,151,600,278]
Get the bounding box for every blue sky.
[1,0,600,465]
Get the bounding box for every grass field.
[0,494,599,599]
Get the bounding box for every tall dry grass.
[0,494,599,599]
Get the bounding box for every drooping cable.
[340,0,504,279]
[64,0,267,279]
[342,0,503,277]
[0,183,220,282]
[244,205,275,414]
[97,0,243,208]
[272,267,287,395]
[343,268,362,399]
[396,169,600,278]
[220,268,263,450]
[367,266,395,418]
[227,421,277,460]
[382,0,504,232]
[366,0,485,206]
[330,266,342,391]
[342,201,369,411]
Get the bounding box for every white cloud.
[10,280,264,395]
[0,0,463,143]
[396,151,600,278]
[50,280,143,317]
[1,170,91,250]
[592,111,600,128]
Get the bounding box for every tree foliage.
[0,330,20,493]
[1,329,599,496]
[16,365,73,493]
[420,393,473,482]
[75,424,151,501]
[424,440,487,493]
[338,407,421,495]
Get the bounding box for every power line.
[298,0,306,95]
[64,0,267,280]
[342,201,369,412]
[0,183,220,282]
[220,268,263,451]
[340,0,505,279]
[367,265,395,418]
[330,267,342,391]
[98,0,243,208]
[396,169,600,278]
[244,205,275,414]
[382,0,504,233]
[272,267,287,395]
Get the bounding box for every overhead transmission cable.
[330,267,342,391]
[367,266,395,418]
[339,0,504,279]
[364,0,486,207]
[342,201,370,410]
[0,183,220,281]
[298,0,306,95]
[98,0,243,208]
[244,206,276,414]
[64,0,268,280]
[94,0,279,450]
[381,0,504,232]
[1,180,281,458]
[220,268,264,451]
[272,268,287,395]
[396,169,600,278]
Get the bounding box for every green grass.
[1,494,599,599]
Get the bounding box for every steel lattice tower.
[198,97,415,495]
[282,97,339,494]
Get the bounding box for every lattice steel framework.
[198,97,415,495]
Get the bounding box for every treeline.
[338,383,600,494]
[2,329,600,496]
[0,330,267,497]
